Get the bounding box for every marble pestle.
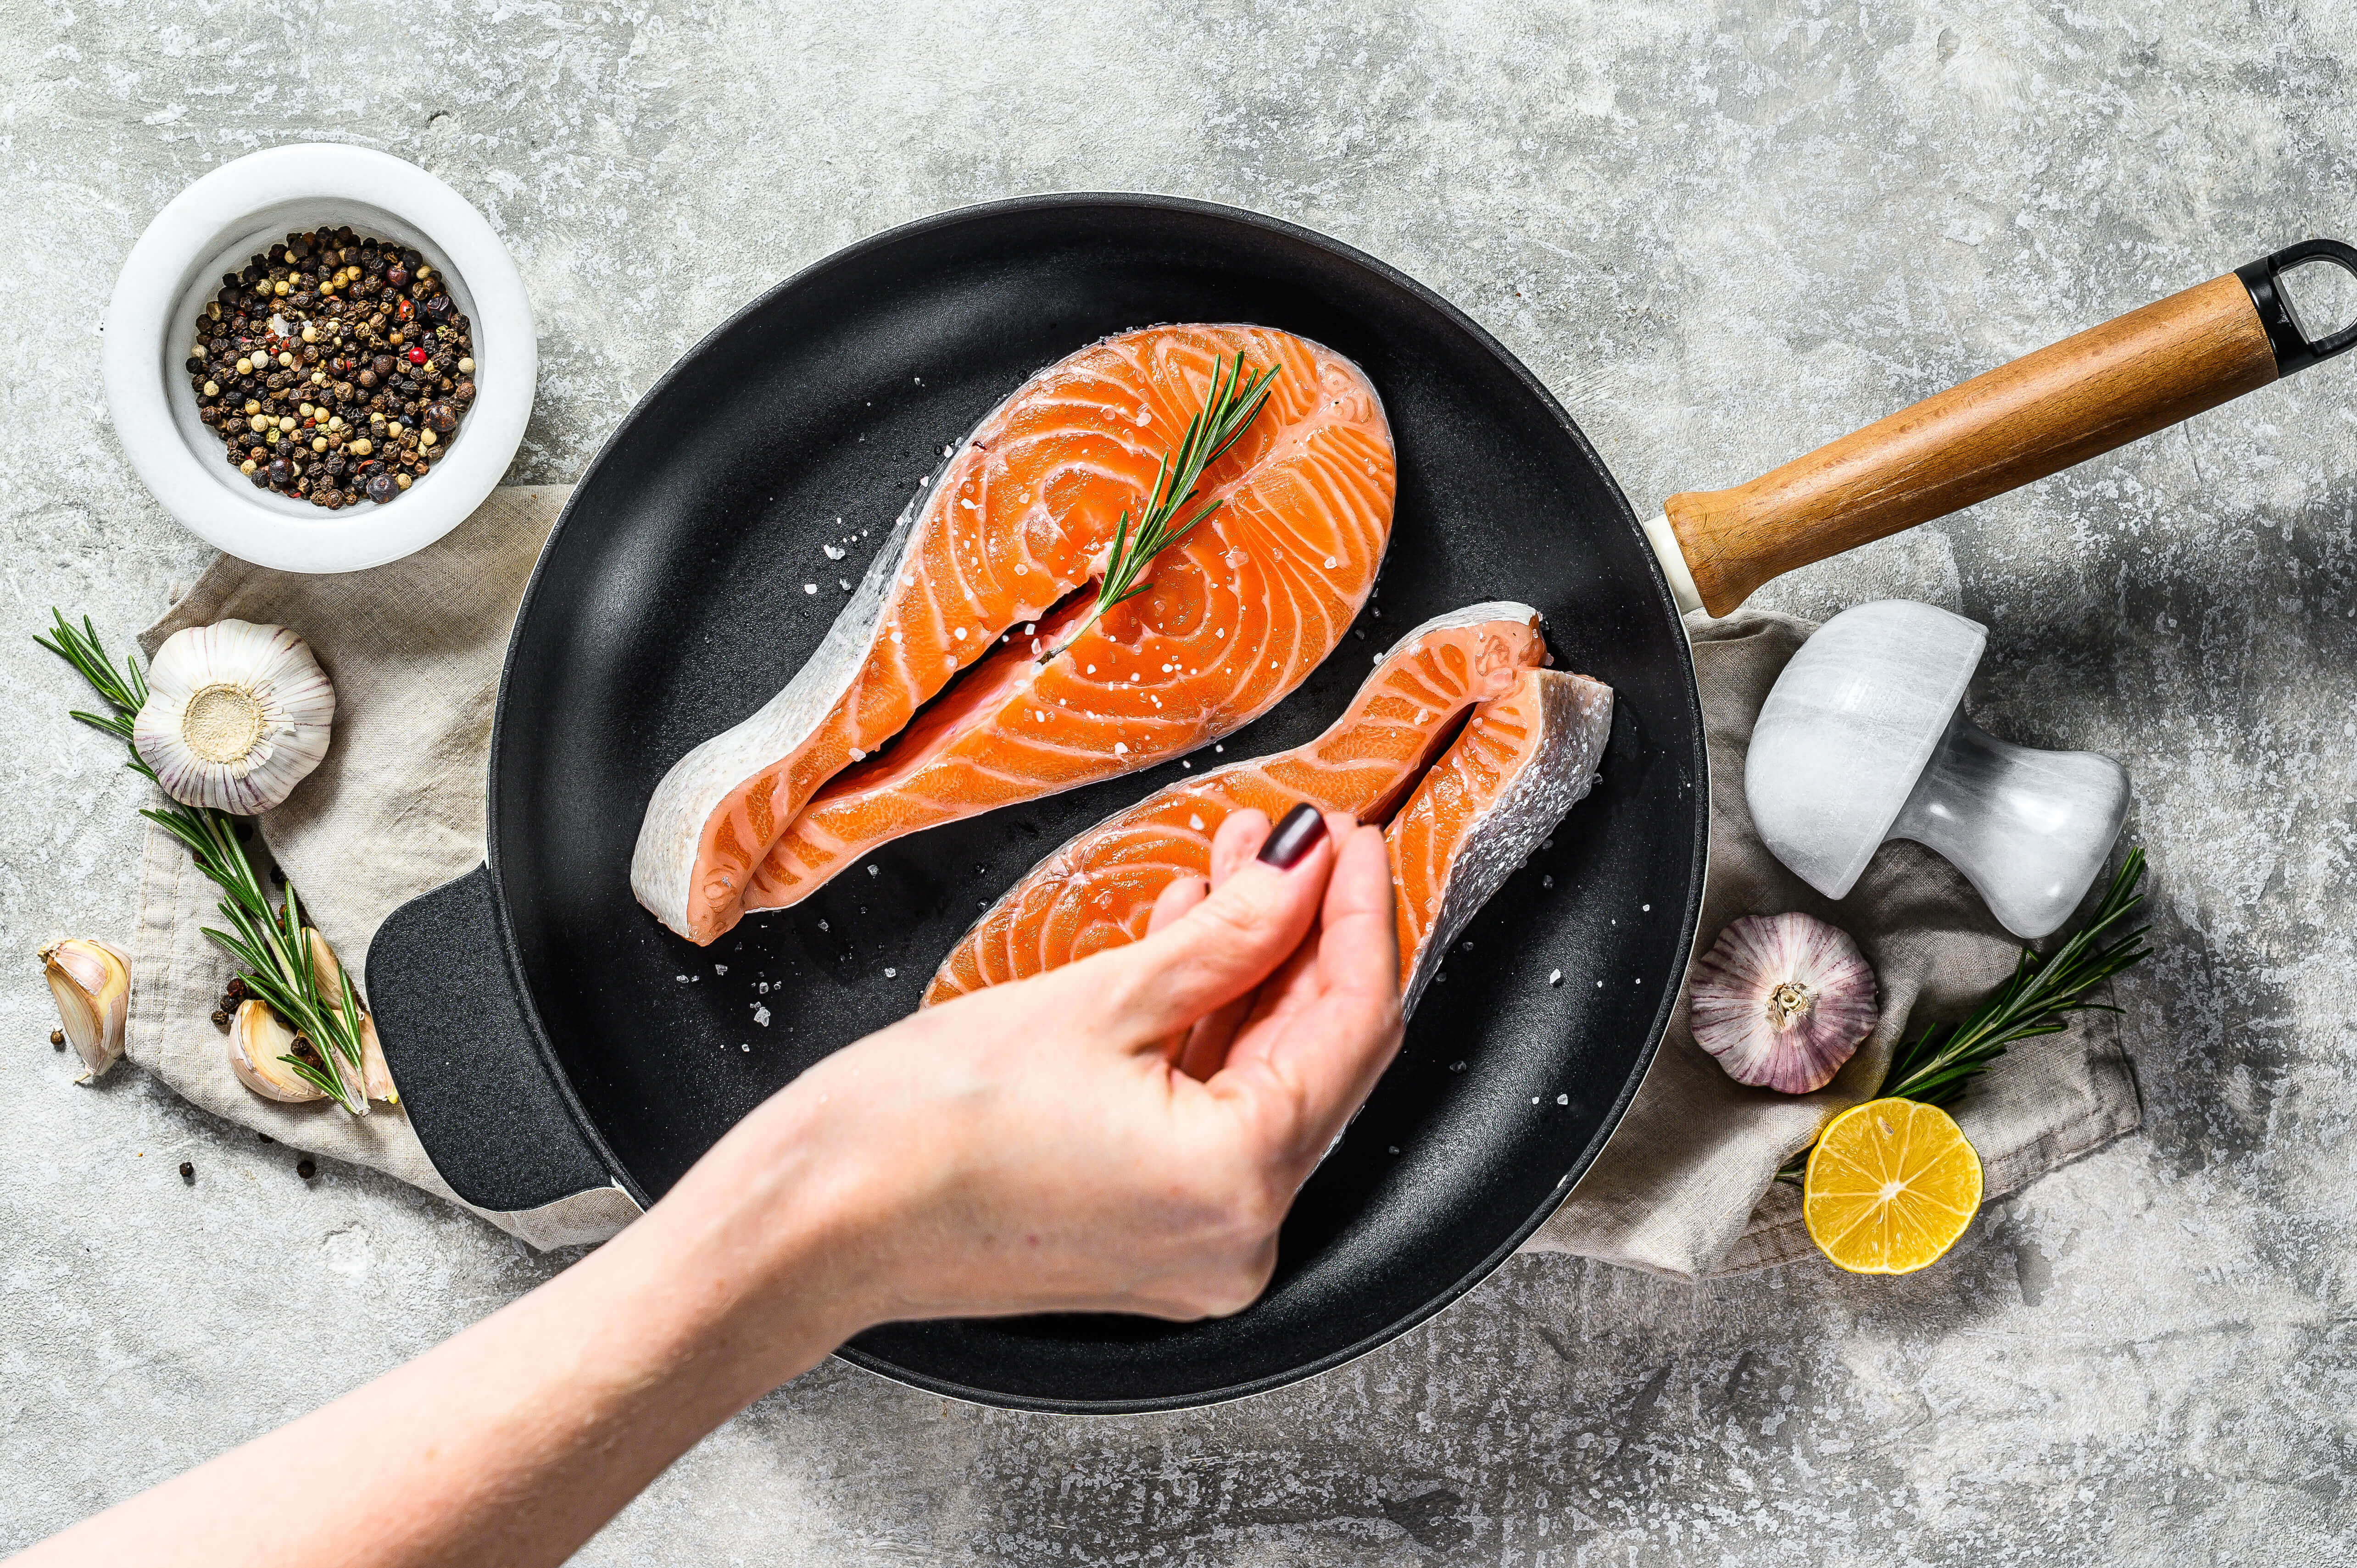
[1745,600,2129,939]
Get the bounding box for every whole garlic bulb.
[42,939,131,1078]
[134,621,334,814]
[1689,912,1879,1094]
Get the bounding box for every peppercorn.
[189,227,472,505]
[180,1161,195,1184]
[211,1008,229,1027]
[366,473,395,504]
[50,1028,65,1046]
[296,1158,317,1180]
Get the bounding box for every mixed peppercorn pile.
[187,227,478,509]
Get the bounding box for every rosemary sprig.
[1041,353,1280,662]
[1776,848,2151,1184]
[37,610,371,1115]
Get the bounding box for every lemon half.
[1803,1098,1984,1274]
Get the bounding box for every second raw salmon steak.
[928,604,1614,1012]
[632,325,1397,944]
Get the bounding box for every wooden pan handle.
[1660,239,2357,616]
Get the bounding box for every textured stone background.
[5,0,2355,1561]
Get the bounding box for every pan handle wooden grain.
[1657,239,2357,617]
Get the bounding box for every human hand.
[670,803,1404,1347]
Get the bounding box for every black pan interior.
[490,196,1706,1411]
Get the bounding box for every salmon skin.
[632,324,1397,945]
[927,604,1613,1012]
[1385,665,1612,1015]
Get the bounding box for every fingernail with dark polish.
[1257,802,1328,868]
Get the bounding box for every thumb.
[1089,803,1334,1047]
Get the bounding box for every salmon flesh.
[632,324,1397,945]
[927,604,1613,1012]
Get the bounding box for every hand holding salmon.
[632,325,1399,945]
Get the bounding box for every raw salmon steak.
[927,603,1612,1012]
[632,324,1397,945]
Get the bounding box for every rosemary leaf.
[1041,353,1281,662]
[1776,848,2151,1185]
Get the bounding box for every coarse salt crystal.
[1324,556,1339,568]
[1114,742,1128,755]
[954,627,968,640]
[884,966,897,978]
[867,864,880,877]
[1549,969,1563,985]
[714,964,727,975]
[753,1004,770,1026]
[823,544,846,560]
[803,583,818,595]
[1189,814,1205,830]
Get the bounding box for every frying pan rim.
[481,190,1710,1410]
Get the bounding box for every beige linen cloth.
[127,488,2139,1274]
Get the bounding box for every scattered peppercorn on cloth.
[126,486,2139,1272]
[1524,612,2140,1277]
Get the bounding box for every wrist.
[625,1077,917,1391]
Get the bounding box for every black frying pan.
[370,196,2352,1412]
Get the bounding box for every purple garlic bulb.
[1688,912,1879,1093]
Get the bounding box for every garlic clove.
[133,620,335,815]
[357,1012,398,1104]
[306,927,348,1006]
[228,1000,326,1102]
[1689,912,1879,1094]
[304,928,395,1103]
[41,939,131,1078]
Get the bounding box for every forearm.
[17,1097,869,1568]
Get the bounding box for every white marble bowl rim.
[102,144,535,574]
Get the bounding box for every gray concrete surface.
[5,1,2355,1561]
